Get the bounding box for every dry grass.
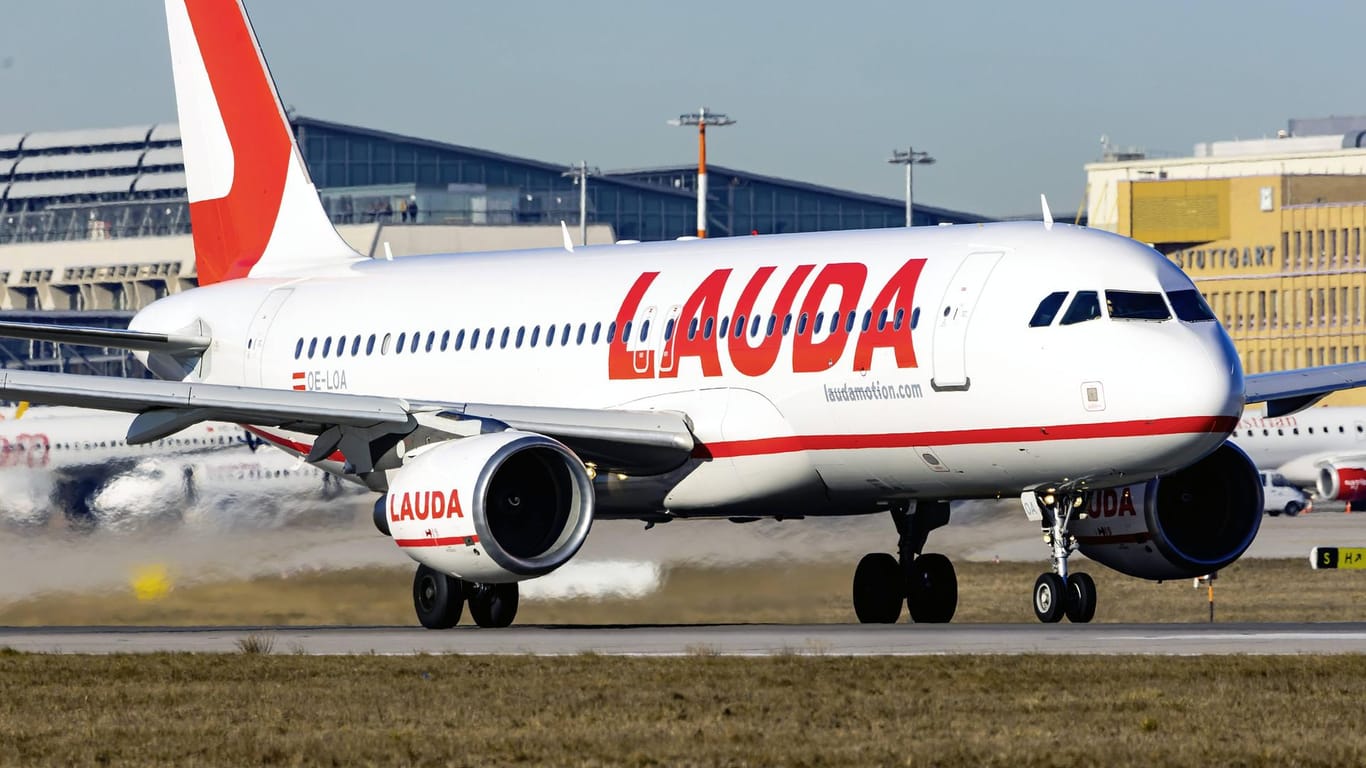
[0,653,1364,766]
[2,558,1365,627]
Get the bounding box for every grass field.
[1,653,1364,766]
[3,560,1365,765]
[1,557,1364,626]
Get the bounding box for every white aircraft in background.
[0,0,1363,630]
[1231,407,1366,504]
[0,406,348,530]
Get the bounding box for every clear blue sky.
[1,1,1362,218]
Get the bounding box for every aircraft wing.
[0,370,695,476]
[1245,362,1366,417]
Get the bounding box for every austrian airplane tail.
[164,0,363,285]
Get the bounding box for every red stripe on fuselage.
[247,415,1234,467]
[692,415,1238,459]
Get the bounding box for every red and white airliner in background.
[1232,406,1366,506]
[1,0,1364,629]
[0,406,346,530]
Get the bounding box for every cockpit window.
[1166,289,1217,322]
[1059,291,1101,325]
[1106,290,1171,321]
[1028,291,1069,327]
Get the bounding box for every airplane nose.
[1180,321,1244,429]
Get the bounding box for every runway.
[6,622,1366,655]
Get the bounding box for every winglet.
[1041,194,1054,231]
[560,221,575,253]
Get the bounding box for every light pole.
[669,107,735,238]
[888,147,935,227]
[561,161,599,246]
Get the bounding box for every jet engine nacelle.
[383,431,594,583]
[1316,463,1366,502]
[1071,442,1262,580]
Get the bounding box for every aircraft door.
[629,305,657,375]
[657,304,683,375]
[931,251,1002,391]
[244,288,294,386]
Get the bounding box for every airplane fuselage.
[133,222,1243,518]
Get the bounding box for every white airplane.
[0,406,345,529]
[1231,407,1366,503]
[0,0,1362,629]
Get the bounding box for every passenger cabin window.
[1060,291,1102,325]
[1106,290,1171,321]
[1028,291,1069,327]
[1166,289,1217,322]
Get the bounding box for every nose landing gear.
[1029,490,1098,623]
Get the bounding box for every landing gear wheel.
[906,553,957,623]
[852,552,904,623]
[468,583,519,628]
[412,565,463,629]
[1033,573,1066,623]
[1064,572,1097,624]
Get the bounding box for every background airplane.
[1231,406,1366,507]
[0,406,355,531]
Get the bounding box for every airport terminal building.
[1086,117,1366,404]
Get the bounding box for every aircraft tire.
[1064,572,1097,623]
[906,553,957,623]
[1033,573,1066,623]
[853,552,903,623]
[468,583,519,628]
[412,565,463,629]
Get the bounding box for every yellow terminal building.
[1086,119,1366,405]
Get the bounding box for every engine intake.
[1071,442,1262,580]
[384,431,594,583]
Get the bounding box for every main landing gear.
[852,501,958,624]
[412,564,520,629]
[1030,490,1097,623]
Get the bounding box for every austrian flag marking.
[291,371,306,391]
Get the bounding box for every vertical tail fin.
[164,0,361,285]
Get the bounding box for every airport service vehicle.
[2,0,1365,629]
[1258,471,1310,517]
[1233,407,1366,504]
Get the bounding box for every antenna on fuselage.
[1040,194,1054,231]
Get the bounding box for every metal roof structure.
[2,115,990,244]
